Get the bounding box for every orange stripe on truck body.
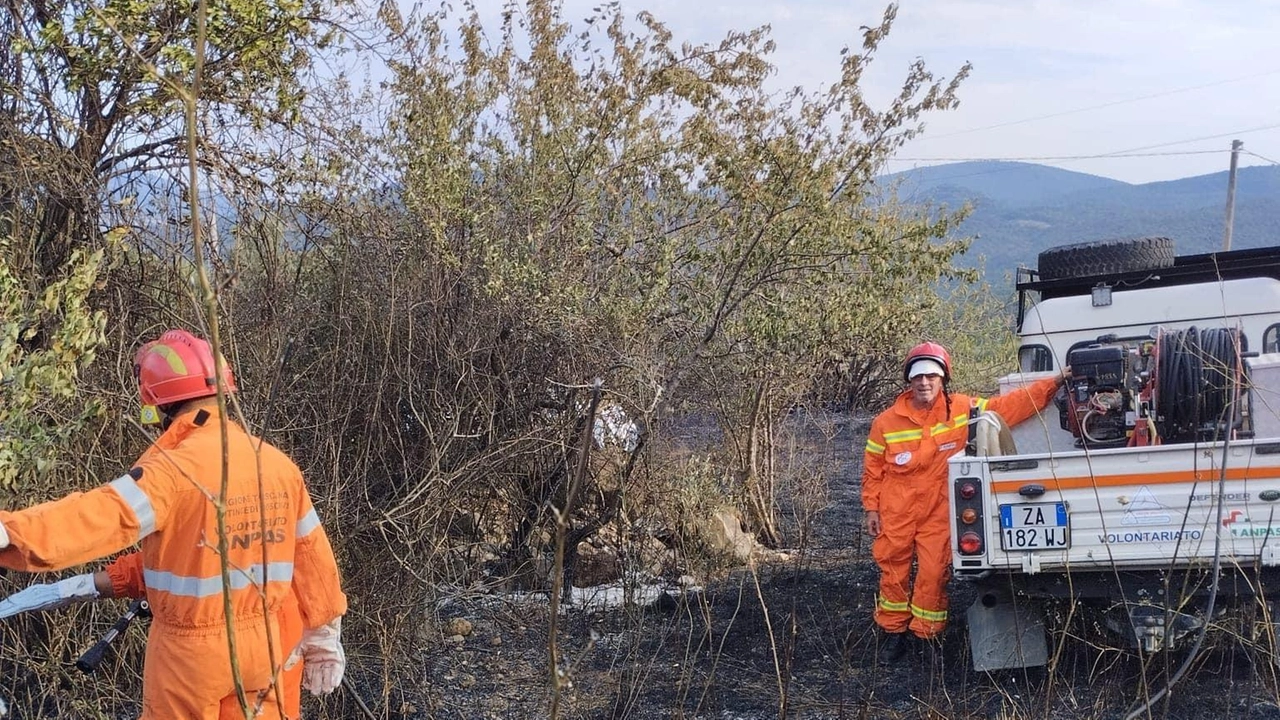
[991,465,1280,494]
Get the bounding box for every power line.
[911,68,1280,141]
[1104,123,1280,155]
[1245,149,1280,166]
[892,149,1223,163]
[890,123,1280,165]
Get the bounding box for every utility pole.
[1223,139,1243,252]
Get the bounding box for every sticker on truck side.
[999,503,1070,550]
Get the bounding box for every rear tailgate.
[950,441,1280,572]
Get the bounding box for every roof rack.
[1016,245,1280,301]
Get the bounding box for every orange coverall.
[105,553,306,719]
[0,407,347,719]
[861,375,1061,638]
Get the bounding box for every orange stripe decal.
[990,466,1280,494]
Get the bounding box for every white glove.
[0,574,99,619]
[284,616,345,696]
[0,519,9,549]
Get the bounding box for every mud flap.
[966,591,1048,671]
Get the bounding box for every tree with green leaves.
[0,0,338,278]
[373,0,973,545]
[0,0,348,512]
[0,1,350,713]
[0,0,1001,712]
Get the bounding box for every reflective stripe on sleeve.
[109,475,157,539]
[296,507,320,538]
[865,439,886,454]
[143,562,295,598]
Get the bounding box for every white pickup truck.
[950,236,1280,671]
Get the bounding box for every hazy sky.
[541,0,1280,184]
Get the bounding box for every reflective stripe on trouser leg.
[910,604,948,638]
[908,517,952,638]
[876,594,911,633]
[871,530,913,633]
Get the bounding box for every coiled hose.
[1155,327,1242,443]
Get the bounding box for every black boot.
[918,634,943,666]
[878,631,910,665]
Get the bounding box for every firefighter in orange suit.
[0,329,347,718]
[101,553,307,719]
[861,341,1065,663]
[0,551,308,719]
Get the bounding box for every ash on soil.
[403,413,1280,720]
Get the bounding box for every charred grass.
[376,414,1280,720]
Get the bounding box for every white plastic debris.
[592,404,641,452]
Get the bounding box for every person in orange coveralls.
[109,553,308,718]
[0,329,347,718]
[862,341,1067,663]
[0,551,307,719]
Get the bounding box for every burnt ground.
[377,413,1280,720]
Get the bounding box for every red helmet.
[134,329,236,407]
[902,341,952,384]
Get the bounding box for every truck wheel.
[1037,236,1176,281]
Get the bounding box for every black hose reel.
[1155,327,1243,443]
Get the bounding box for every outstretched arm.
[982,369,1070,427]
[0,471,168,573]
[0,551,147,619]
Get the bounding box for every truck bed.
[951,439,1280,573]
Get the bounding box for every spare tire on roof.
[1037,236,1176,281]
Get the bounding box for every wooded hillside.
[882,160,1280,276]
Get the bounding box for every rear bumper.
[960,564,1280,601]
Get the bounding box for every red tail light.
[953,477,985,559]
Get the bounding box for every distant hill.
[877,161,1280,277]
[886,161,1130,208]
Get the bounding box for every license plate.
[999,502,1069,550]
